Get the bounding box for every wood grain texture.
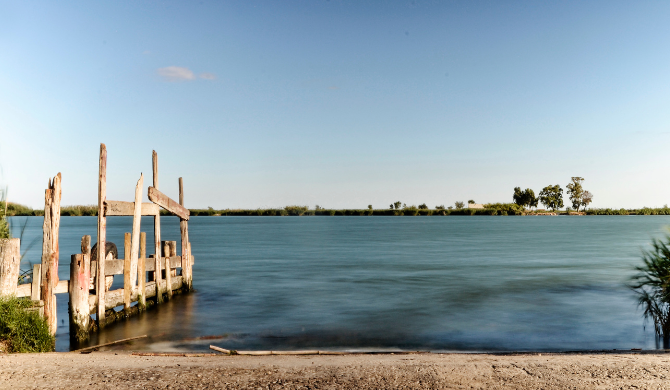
[0,238,20,295]
[31,264,41,301]
[104,200,159,216]
[97,143,107,326]
[123,232,131,310]
[179,177,192,291]
[130,174,144,290]
[88,276,184,313]
[148,186,190,220]
[41,173,61,335]
[139,232,146,308]
[152,150,163,304]
[69,253,90,342]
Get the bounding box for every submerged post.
[179,177,192,291]
[97,144,107,327]
[152,151,163,303]
[41,173,61,335]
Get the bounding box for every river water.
[9,215,669,352]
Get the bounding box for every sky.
[1,1,670,209]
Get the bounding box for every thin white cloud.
[157,66,196,82]
[199,72,217,80]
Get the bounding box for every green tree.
[435,205,445,210]
[393,201,402,210]
[538,185,564,211]
[418,203,428,209]
[367,205,373,210]
[581,191,593,211]
[566,177,585,211]
[630,235,670,348]
[513,187,538,210]
[468,200,475,204]
[455,201,465,209]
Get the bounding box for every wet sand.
[2,351,670,389]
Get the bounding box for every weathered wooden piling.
[152,151,163,304]
[123,232,131,311]
[139,232,146,309]
[0,238,20,296]
[69,235,91,342]
[41,173,61,335]
[97,144,107,327]
[130,174,143,291]
[179,177,192,290]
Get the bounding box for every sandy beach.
[2,351,670,389]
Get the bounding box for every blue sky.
[1,1,670,209]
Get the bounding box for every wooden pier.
[0,143,194,344]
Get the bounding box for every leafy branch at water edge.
[629,235,670,348]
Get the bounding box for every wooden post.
[162,240,172,299]
[139,232,146,309]
[130,174,143,291]
[0,238,20,296]
[123,232,131,311]
[152,151,163,303]
[41,173,61,335]
[97,144,107,326]
[168,241,177,277]
[69,252,90,342]
[179,177,192,291]
[31,264,41,301]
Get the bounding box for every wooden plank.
[89,276,183,313]
[104,200,159,216]
[91,256,182,276]
[123,232,131,311]
[69,253,90,342]
[139,232,146,308]
[41,173,61,335]
[97,143,107,326]
[130,174,143,290]
[31,264,41,301]
[152,150,163,304]
[53,280,69,294]
[0,238,21,295]
[71,335,147,353]
[15,283,31,298]
[148,186,190,220]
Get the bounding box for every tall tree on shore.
[581,191,593,211]
[455,201,465,209]
[539,185,564,211]
[566,177,585,211]
[513,187,538,210]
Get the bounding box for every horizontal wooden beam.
[105,201,159,217]
[90,256,182,277]
[148,187,189,220]
[16,280,69,297]
[89,276,183,313]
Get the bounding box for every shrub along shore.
[5,202,670,217]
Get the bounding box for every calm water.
[9,215,669,352]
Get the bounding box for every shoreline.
[3,351,670,389]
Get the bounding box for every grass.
[629,235,670,348]
[0,296,55,353]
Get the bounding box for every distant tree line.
[512,177,593,211]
